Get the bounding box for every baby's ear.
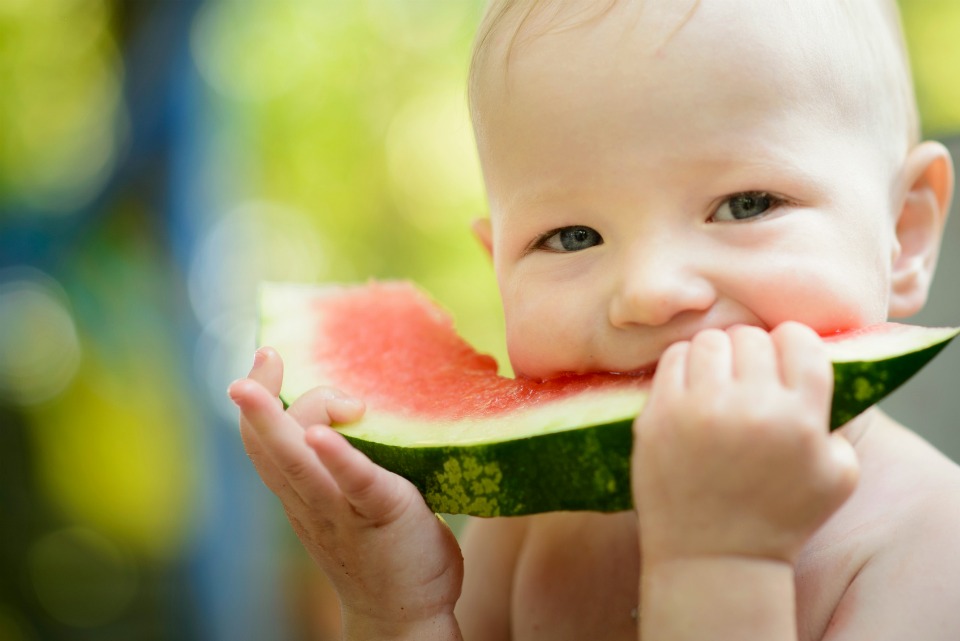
[472,218,494,259]
[888,141,954,318]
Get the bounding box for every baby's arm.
[230,348,465,641]
[456,516,529,641]
[633,323,859,640]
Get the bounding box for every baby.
[229,0,960,639]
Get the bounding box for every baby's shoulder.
[858,414,960,505]
[803,414,960,569]
[842,414,960,538]
[795,416,960,639]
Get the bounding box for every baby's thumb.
[827,431,860,500]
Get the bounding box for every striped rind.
[829,336,957,427]
[344,417,635,516]
[335,387,647,446]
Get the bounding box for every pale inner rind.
[824,325,959,362]
[337,388,647,446]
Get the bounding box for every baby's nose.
[607,246,716,328]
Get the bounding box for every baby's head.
[467,0,953,381]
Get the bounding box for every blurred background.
[0,1,957,639]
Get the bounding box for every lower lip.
[606,364,657,379]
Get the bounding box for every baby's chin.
[506,340,661,383]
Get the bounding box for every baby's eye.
[712,191,782,222]
[538,226,603,252]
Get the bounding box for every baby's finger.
[306,426,411,523]
[230,378,339,501]
[288,386,365,428]
[824,431,860,502]
[654,340,690,395]
[772,322,832,402]
[730,325,777,382]
[248,347,284,398]
[687,329,732,391]
[232,368,290,496]
[238,420,291,495]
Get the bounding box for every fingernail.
[319,387,352,401]
[252,348,267,368]
[227,380,243,402]
[328,396,364,415]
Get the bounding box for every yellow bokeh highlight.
[385,86,486,233]
[27,526,138,628]
[0,271,82,405]
[0,0,122,212]
[900,0,960,136]
[27,346,198,559]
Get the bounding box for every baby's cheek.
[503,302,589,379]
[747,264,887,332]
[504,317,561,379]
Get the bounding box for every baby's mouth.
[519,363,657,384]
[606,362,658,379]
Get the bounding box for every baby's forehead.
[471,0,917,155]
[478,0,902,59]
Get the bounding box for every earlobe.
[472,218,494,259]
[888,141,954,318]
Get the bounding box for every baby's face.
[474,1,904,380]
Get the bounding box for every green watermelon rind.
[828,339,954,427]
[345,417,635,517]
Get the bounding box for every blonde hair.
[468,0,920,158]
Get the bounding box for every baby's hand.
[229,348,463,639]
[633,322,860,565]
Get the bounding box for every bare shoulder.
[820,413,960,640]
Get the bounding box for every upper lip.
[518,323,771,382]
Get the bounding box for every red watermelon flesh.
[314,283,646,421]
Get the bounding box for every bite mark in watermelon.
[258,281,959,517]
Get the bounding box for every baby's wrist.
[642,542,803,567]
[640,555,796,639]
[340,606,461,641]
[641,551,795,575]
[639,518,810,565]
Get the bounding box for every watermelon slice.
[258,281,959,517]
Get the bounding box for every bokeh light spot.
[0,604,38,641]
[2,0,122,214]
[385,87,485,232]
[361,0,472,51]
[188,201,328,418]
[190,0,331,102]
[27,527,138,628]
[188,200,328,327]
[0,268,81,405]
[901,0,960,135]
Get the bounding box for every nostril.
[608,275,716,328]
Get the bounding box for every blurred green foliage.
[0,0,121,214]
[901,0,960,137]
